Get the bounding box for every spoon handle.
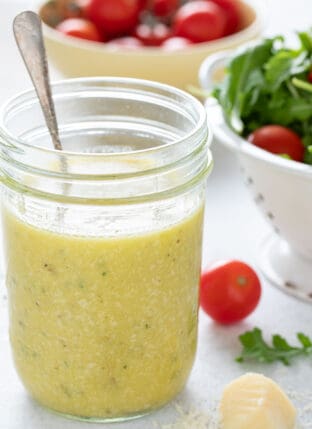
[13,11,62,151]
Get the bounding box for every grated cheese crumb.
[287,389,312,429]
[154,401,219,429]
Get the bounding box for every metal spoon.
[13,11,63,151]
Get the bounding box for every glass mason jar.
[0,78,212,422]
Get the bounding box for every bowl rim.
[33,0,266,56]
[199,45,312,178]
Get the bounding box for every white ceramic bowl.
[35,0,265,89]
[199,51,312,304]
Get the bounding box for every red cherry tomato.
[308,70,312,83]
[248,125,304,162]
[200,260,261,325]
[106,36,143,48]
[56,18,103,42]
[161,36,193,50]
[138,0,148,9]
[152,0,179,17]
[86,0,141,36]
[173,0,226,43]
[210,0,240,35]
[134,23,171,46]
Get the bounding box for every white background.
[0,1,312,428]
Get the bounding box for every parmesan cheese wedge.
[219,373,297,429]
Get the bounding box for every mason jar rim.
[0,76,207,159]
[0,77,212,203]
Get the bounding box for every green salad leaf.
[213,30,312,164]
[236,327,312,365]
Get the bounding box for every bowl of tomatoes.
[199,31,312,304]
[36,0,265,88]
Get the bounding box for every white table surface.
[0,1,312,428]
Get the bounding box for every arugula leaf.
[214,38,275,133]
[265,50,309,91]
[267,97,312,124]
[298,333,312,348]
[236,328,312,366]
[298,30,312,53]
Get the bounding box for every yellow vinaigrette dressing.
[0,78,211,421]
[4,206,204,418]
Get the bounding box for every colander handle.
[198,51,247,153]
[198,50,231,91]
